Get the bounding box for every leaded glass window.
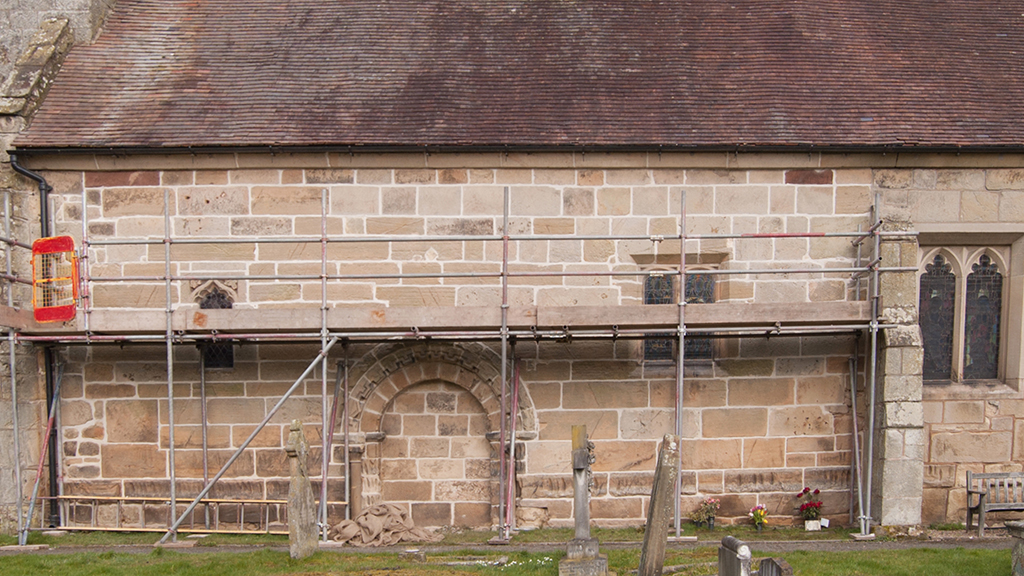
[685,274,715,359]
[643,274,674,361]
[919,249,1007,385]
[920,255,955,381]
[643,272,715,361]
[200,288,234,369]
[963,255,1001,380]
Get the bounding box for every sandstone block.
[620,409,675,439]
[382,480,432,502]
[931,431,1011,463]
[411,438,450,458]
[450,437,491,458]
[702,408,768,437]
[591,496,642,519]
[724,469,802,493]
[537,409,618,441]
[306,168,354,184]
[381,459,418,480]
[86,171,160,188]
[437,415,469,436]
[178,186,248,215]
[411,502,451,527]
[943,400,985,424]
[881,401,923,428]
[786,169,833,185]
[454,502,492,527]
[435,480,490,502]
[509,186,560,215]
[768,406,834,436]
[329,185,379,215]
[101,187,168,217]
[569,362,643,382]
[562,381,647,408]
[728,378,794,406]
[180,449,255,478]
[61,400,93,427]
[597,187,630,215]
[874,169,912,189]
[563,188,595,216]
[419,458,463,479]
[592,440,656,472]
[679,439,742,469]
[382,187,416,214]
[361,216,424,236]
[376,286,456,306]
[741,437,786,469]
[251,186,324,214]
[718,359,774,377]
[101,444,166,478]
[795,375,846,405]
[106,400,159,443]
[229,169,279,184]
[716,185,769,214]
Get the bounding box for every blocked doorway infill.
[348,342,537,530]
[377,381,493,528]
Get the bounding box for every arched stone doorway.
[346,342,536,529]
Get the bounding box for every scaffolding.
[0,180,917,545]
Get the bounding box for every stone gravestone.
[638,434,679,576]
[285,419,319,559]
[558,425,613,576]
[1008,521,1024,576]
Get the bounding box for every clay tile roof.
[15,0,1024,150]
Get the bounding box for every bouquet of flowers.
[749,504,768,527]
[796,487,822,520]
[689,497,721,525]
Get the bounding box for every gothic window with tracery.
[920,255,955,380]
[964,255,1002,380]
[919,249,1005,384]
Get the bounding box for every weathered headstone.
[718,536,752,576]
[286,419,319,559]
[558,425,612,576]
[1008,521,1024,576]
[638,434,679,576]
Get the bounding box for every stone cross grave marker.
[638,434,679,576]
[286,419,319,560]
[558,425,613,576]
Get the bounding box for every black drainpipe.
[10,155,60,526]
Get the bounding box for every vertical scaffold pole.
[6,190,24,544]
[498,186,510,540]
[200,350,210,529]
[504,341,519,532]
[674,188,687,538]
[319,188,330,541]
[862,191,882,536]
[342,348,351,521]
[164,187,177,541]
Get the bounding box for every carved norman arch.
[347,341,536,435]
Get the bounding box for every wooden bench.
[967,471,1024,536]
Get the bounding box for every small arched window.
[199,288,234,369]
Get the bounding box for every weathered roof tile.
[16,0,1024,150]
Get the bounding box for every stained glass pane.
[644,275,674,360]
[643,273,716,361]
[200,288,234,369]
[964,255,1001,380]
[919,255,955,381]
[685,274,715,360]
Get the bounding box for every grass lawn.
[0,529,1011,576]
